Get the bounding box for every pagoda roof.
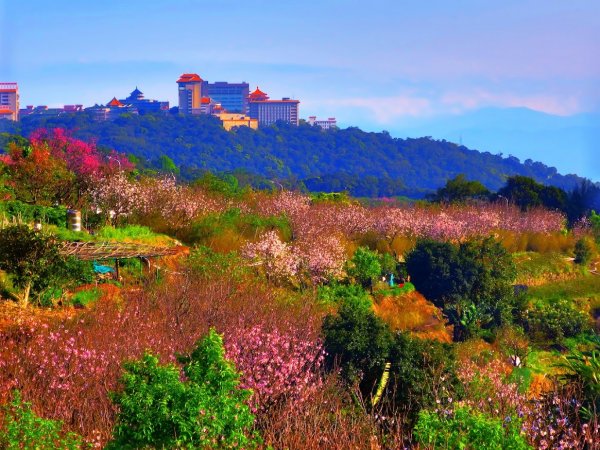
[249,86,269,101]
[177,73,203,83]
[0,109,13,114]
[129,87,144,99]
[107,97,124,107]
[200,97,212,104]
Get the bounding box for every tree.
[346,246,382,289]
[568,181,600,223]
[431,174,490,203]
[158,154,180,175]
[109,329,259,449]
[498,175,569,212]
[0,226,72,306]
[322,296,393,396]
[589,210,600,242]
[406,238,517,340]
[574,238,593,265]
[0,141,75,205]
[389,333,461,423]
[498,176,543,210]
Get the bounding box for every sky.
[1,0,599,180]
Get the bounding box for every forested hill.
[0,112,586,197]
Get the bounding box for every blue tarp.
[93,261,114,274]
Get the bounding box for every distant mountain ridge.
[374,107,600,183]
[0,112,592,198]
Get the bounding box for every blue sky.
[1,0,599,180]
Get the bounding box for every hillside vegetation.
[0,112,588,197]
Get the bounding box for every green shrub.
[556,335,600,419]
[0,225,86,306]
[414,406,531,450]
[322,294,393,394]
[70,287,101,308]
[109,329,259,449]
[590,210,600,242]
[0,200,67,227]
[317,282,372,309]
[406,237,516,341]
[309,192,352,204]
[389,333,462,422]
[0,390,87,450]
[193,172,247,198]
[50,226,94,242]
[574,238,593,265]
[186,246,248,281]
[345,246,382,289]
[376,281,415,297]
[96,225,169,243]
[524,298,590,344]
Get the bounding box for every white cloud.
[323,94,433,123]
[440,89,584,116]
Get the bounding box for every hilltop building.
[0,82,19,121]
[177,73,204,115]
[20,104,84,117]
[307,116,337,130]
[119,87,169,114]
[216,113,258,131]
[200,97,217,115]
[248,87,299,127]
[206,82,249,113]
[85,97,138,121]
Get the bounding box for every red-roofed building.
[199,96,217,114]
[248,87,299,127]
[84,96,138,121]
[107,97,124,107]
[0,82,19,121]
[177,73,204,115]
[248,87,269,102]
[177,73,203,83]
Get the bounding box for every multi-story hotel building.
[206,82,249,113]
[248,87,299,127]
[177,73,203,115]
[0,82,19,121]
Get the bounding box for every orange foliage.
[528,374,554,399]
[390,235,416,257]
[372,291,452,343]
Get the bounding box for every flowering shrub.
[224,324,325,413]
[242,230,347,285]
[242,230,299,284]
[91,174,224,229]
[295,233,347,284]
